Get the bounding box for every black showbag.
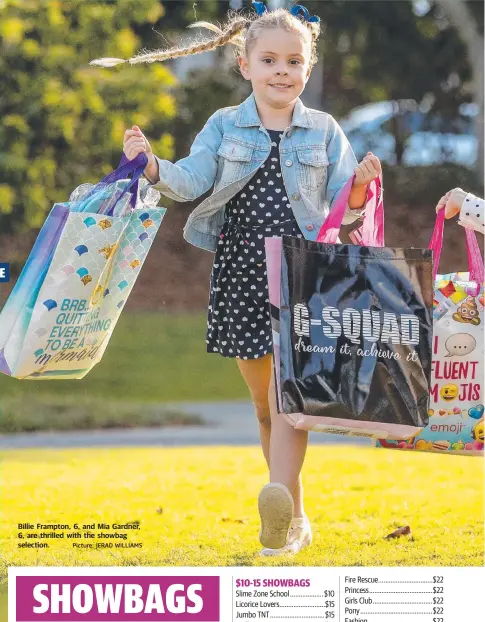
[276,176,433,435]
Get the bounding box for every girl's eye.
[290,60,301,65]
[262,58,274,64]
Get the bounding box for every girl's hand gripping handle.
[123,125,159,183]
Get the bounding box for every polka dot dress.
[207,130,303,360]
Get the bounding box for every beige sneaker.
[258,483,294,549]
[260,516,312,557]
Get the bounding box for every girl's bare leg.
[236,354,272,466]
[267,364,308,518]
[236,354,305,516]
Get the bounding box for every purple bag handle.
[316,174,384,247]
[428,208,484,282]
[99,152,148,215]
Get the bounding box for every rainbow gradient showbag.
[0,154,165,379]
[375,210,484,456]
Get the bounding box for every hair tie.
[251,1,319,24]
[290,4,320,23]
[252,1,267,15]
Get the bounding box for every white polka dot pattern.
[207,130,303,360]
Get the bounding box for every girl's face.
[239,28,312,110]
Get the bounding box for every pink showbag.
[375,210,484,455]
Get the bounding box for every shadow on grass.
[227,553,260,567]
[0,395,205,434]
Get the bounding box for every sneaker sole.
[258,483,294,549]
[259,529,313,557]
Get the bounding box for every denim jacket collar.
[235,92,314,129]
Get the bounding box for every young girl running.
[96,1,381,555]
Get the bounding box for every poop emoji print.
[453,295,481,326]
[424,272,483,454]
[377,271,484,455]
[431,274,482,405]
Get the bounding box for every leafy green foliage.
[0,0,176,232]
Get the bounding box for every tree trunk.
[435,0,484,180]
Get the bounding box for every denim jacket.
[151,92,364,252]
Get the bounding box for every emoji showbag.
[266,175,434,440]
[376,210,484,455]
[0,154,165,379]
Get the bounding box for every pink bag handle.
[316,174,384,247]
[360,175,384,247]
[428,208,484,282]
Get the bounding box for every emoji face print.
[472,419,484,443]
[440,384,459,402]
[452,296,481,325]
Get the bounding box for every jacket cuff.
[142,156,161,185]
[150,156,190,202]
[342,204,366,225]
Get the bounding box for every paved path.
[0,401,373,449]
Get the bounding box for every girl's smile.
[239,28,311,112]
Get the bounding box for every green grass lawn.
[0,589,5,621]
[1,445,483,573]
[0,312,247,403]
